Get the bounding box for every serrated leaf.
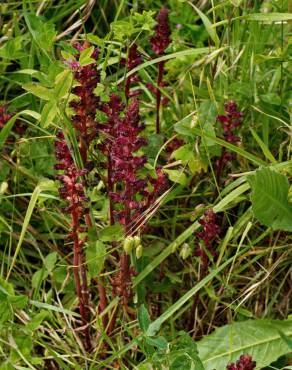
[86,241,106,278]
[138,304,151,332]
[248,167,292,231]
[197,319,292,370]
[22,83,52,100]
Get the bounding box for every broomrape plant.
[0,2,291,369]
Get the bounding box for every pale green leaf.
[164,169,188,186]
[22,83,52,100]
[54,70,73,99]
[86,241,106,278]
[248,167,292,231]
[197,319,292,370]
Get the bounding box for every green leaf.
[24,13,56,51]
[54,70,73,99]
[8,295,28,309]
[44,252,58,273]
[22,83,52,100]
[190,5,220,47]
[87,33,104,46]
[138,304,151,333]
[146,257,234,337]
[246,13,292,22]
[197,319,292,370]
[79,46,95,66]
[99,224,123,242]
[27,310,48,331]
[32,268,48,289]
[86,241,106,278]
[41,100,58,128]
[164,169,188,186]
[145,336,168,350]
[248,167,292,231]
[7,185,43,279]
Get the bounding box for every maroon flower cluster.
[69,42,100,165]
[215,101,243,184]
[149,7,171,133]
[54,130,88,216]
[123,43,143,101]
[54,129,91,349]
[150,7,171,55]
[99,94,167,230]
[194,209,220,271]
[218,101,243,145]
[226,355,256,370]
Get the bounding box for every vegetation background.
[0,0,291,369]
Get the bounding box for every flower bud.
[123,236,134,254]
[180,243,192,260]
[133,235,141,248]
[136,244,143,259]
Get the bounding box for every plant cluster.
[0,1,291,369]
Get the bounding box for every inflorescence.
[226,355,256,370]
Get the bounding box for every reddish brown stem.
[156,61,165,134]
[72,211,91,350]
[108,155,115,226]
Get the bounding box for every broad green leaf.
[79,46,95,66]
[41,100,58,128]
[86,241,106,278]
[197,319,292,370]
[99,224,123,242]
[22,83,52,100]
[54,70,73,99]
[138,304,151,333]
[248,167,292,231]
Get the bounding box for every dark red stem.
[72,211,91,350]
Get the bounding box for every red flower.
[227,354,256,370]
[150,7,171,55]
